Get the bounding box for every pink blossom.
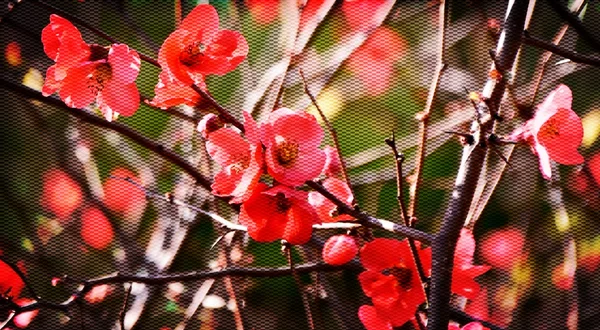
[261,108,326,186]
[308,177,354,223]
[206,112,263,203]
[510,85,584,179]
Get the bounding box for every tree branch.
[546,0,600,53]
[523,32,600,67]
[427,1,529,330]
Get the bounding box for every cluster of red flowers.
[200,108,353,245]
[357,229,490,329]
[41,15,141,120]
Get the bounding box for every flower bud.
[322,235,358,265]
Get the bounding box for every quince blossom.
[510,85,584,179]
[261,108,326,187]
[158,4,248,85]
[238,184,320,245]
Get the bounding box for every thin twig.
[427,1,529,329]
[0,78,214,192]
[0,311,15,330]
[523,32,600,67]
[119,283,133,330]
[408,0,448,222]
[305,181,435,243]
[299,69,353,202]
[385,134,429,288]
[285,243,315,330]
[546,0,600,53]
[190,85,244,132]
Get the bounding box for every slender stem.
[427,1,529,329]
[306,181,435,243]
[299,69,353,202]
[408,0,448,221]
[285,244,315,330]
[190,85,244,132]
[3,262,358,314]
[546,0,600,53]
[385,134,428,287]
[119,283,133,330]
[523,32,600,67]
[0,78,214,192]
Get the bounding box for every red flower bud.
[322,235,358,265]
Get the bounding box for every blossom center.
[274,192,292,213]
[539,117,560,138]
[230,155,250,174]
[385,264,413,290]
[180,41,206,67]
[276,140,299,168]
[88,63,112,96]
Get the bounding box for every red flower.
[510,85,584,179]
[342,0,387,31]
[147,70,205,109]
[58,44,141,120]
[322,234,358,265]
[552,262,575,290]
[449,322,489,330]
[41,169,83,221]
[308,177,354,223]
[322,146,342,177]
[197,113,224,139]
[80,207,114,250]
[589,152,600,186]
[158,4,248,85]
[41,15,90,95]
[261,108,326,187]
[453,229,491,299]
[358,238,428,328]
[238,184,320,245]
[5,41,22,67]
[358,305,393,330]
[0,259,25,299]
[346,27,406,96]
[102,168,147,217]
[480,228,525,271]
[206,112,263,204]
[246,0,279,25]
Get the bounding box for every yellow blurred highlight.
[582,109,600,147]
[554,207,570,232]
[511,259,532,286]
[22,68,44,92]
[306,88,344,125]
[5,41,22,67]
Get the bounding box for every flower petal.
[108,44,141,85]
[360,238,407,271]
[358,305,393,330]
[99,82,140,117]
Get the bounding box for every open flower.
[358,238,428,328]
[262,108,326,187]
[238,184,320,244]
[57,44,141,120]
[158,4,248,85]
[510,85,584,179]
[206,112,263,203]
[0,259,25,299]
[41,14,90,95]
[308,177,354,223]
[147,70,205,109]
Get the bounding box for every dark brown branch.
[546,0,600,54]
[299,69,353,202]
[190,85,244,132]
[0,78,214,192]
[523,32,600,67]
[2,262,358,315]
[427,1,529,330]
[305,181,435,244]
[385,134,429,290]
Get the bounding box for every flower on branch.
[358,238,428,329]
[509,84,584,179]
[206,112,263,204]
[147,70,205,109]
[0,259,25,299]
[41,15,142,120]
[261,108,326,187]
[158,4,248,86]
[238,184,320,245]
[308,177,354,223]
